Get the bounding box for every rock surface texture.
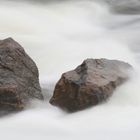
[50,58,132,112]
[0,38,43,113]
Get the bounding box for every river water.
[0,0,140,140]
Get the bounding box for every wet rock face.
[0,38,43,112]
[50,59,132,112]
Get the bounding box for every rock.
[50,58,132,112]
[0,38,43,113]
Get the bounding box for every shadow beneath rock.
[0,109,23,118]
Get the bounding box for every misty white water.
[0,0,140,139]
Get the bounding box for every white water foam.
[0,0,140,140]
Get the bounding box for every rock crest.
[0,38,43,112]
[50,58,132,112]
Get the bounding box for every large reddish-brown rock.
[50,58,132,112]
[0,38,43,113]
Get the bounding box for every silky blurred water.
[0,0,140,140]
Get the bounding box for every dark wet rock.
[0,38,43,113]
[50,58,132,112]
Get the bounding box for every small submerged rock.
[0,38,43,114]
[50,58,132,112]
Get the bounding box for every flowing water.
[0,0,140,139]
